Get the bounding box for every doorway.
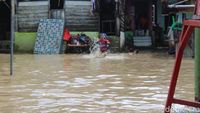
[50,0,64,9]
[133,1,152,47]
[49,0,65,19]
[0,0,11,52]
[134,1,151,36]
[0,0,11,41]
[100,0,116,35]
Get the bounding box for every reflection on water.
[0,53,197,113]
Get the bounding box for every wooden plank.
[17,6,48,11]
[64,9,90,13]
[65,23,98,27]
[18,1,48,6]
[65,12,93,16]
[18,23,38,28]
[65,6,91,10]
[67,27,98,31]
[65,1,91,6]
[66,16,99,20]
[66,25,98,31]
[17,10,48,14]
[18,21,39,24]
[18,28,38,32]
[65,20,98,24]
[17,14,48,19]
[18,17,48,22]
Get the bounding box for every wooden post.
[115,0,120,36]
[194,0,200,102]
[10,0,15,76]
[195,28,200,102]
[48,0,51,18]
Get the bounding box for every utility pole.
[10,0,15,76]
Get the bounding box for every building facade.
[0,0,169,52]
[16,0,99,32]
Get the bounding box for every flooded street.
[0,53,195,113]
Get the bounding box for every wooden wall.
[64,1,99,31]
[17,2,48,32]
[16,1,99,32]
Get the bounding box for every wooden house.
[0,0,166,52]
[0,0,101,52]
[17,0,99,32]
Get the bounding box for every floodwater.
[0,52,196,113]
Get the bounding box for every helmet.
[100,33,107,39]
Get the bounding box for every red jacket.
[63,28,71,41]
[98,38,110,45]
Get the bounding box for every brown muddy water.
[0,53,196,113]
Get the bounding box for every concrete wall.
[14,32,99,53]
[14,32,36,53]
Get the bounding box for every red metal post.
[165,1,200,112]
[164,20,200,113]
[164,23,194,113]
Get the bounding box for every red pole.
[164,24,194,113]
